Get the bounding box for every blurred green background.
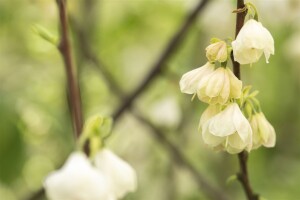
[0,0,300,199]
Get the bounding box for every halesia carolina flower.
[44,152,115,200]
[232,19,274,64]
[95,149,137,199]
[201,103,252,154]
[197,67,242,105]
[179,62,215,95]
[250,112,276,149]
[205,40,228,63]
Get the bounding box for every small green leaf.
[210,37,221,44]
[79,115,113,150]
[259,196,268,200]
[226,174,237,185]
[31,24,58,45]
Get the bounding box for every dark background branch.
[112,0,209,121]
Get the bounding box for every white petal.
[95,149,137,199]
[179,62,214,94]
[202,121,225,147]
[232,103,252,143]
[250,115,261,149]
[228,133,247,150]
[226,145,244,154]
[208,104,236,137]
[258,113,276,147]
[226,68,242,98]
[205,68,225,98]
[199,105,221,129]
[219,69,231,102]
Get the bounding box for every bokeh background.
[1,0,300,199]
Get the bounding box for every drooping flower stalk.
[232,1,259,199]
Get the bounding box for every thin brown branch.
[231,0,247,79]
[24,1,86,199]
[237,152,259,200]
[231,1,259,200]
[57,0,83,138]
[112,0,209,121]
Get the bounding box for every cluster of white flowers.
[180,14,276,154]
[44,149,137,200]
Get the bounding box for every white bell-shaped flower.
[232,19,274,64]
[95,149,137,199]
[179,62,215,95]
[201,103,252,154]
[197,67,242,105]
[250,112,276,149]
[44,152,115,200]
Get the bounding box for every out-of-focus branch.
[73,2,228,199]
[112,0,209,121]
[25,1,212,200]
[133,112,229,200]
[231,1,259,200]
[57,0,83,138]
[77,51,229,200]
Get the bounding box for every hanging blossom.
[250,112,276,149]
[44,150,137,200]
[200,103,252,154]
[95,149,137,199]
[44,152,115,200]
[197,67,242,105]
[232,19,274,64]
[179,62,215,95]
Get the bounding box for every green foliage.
[0,0,300,200]
[0,101,25,183]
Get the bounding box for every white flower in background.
[179,62,215,95]
[197,67,242,105]
[250,112,276,149]
[201,103,252,154]
[44,152,114,200]
[205,40,228,63]
[148,97,182,129]
[232,19,274,64]
[95,149,137,199]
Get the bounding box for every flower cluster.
[180,8,276,154]
[44,115,137,200]
[44,149,137,200]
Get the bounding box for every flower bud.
[201,103,252,154]
[197,67,242,105]
[232,19,274,64]
[250,112,276,149]
[205,40,228,63]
